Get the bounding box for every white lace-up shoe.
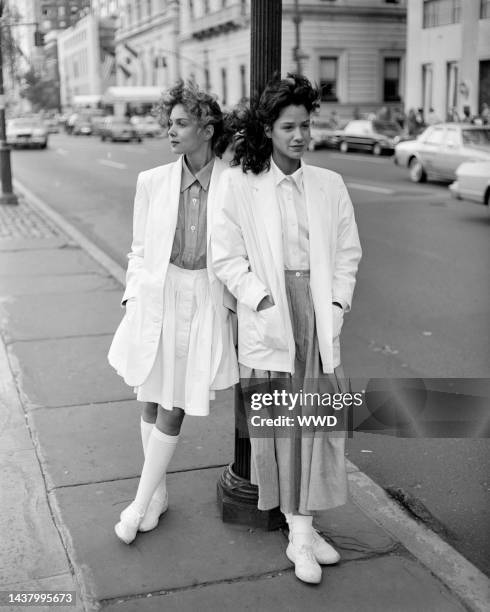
[311,529,340,565]
[114,503,144,544]
[286,541,322,584]
[138,491,169,532]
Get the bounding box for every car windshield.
[9,118,43,128]
[462,129,490,148]
[112,121,131,127]
[373,121,401,136]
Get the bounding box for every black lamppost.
[217,0,283,530]
[0,0,18,205]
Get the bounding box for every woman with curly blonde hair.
[109,81,238,543]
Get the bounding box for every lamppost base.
[0,193,18,206]
[217,463,285,530]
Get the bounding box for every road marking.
[346,182,395,195]
[56,148,68,156]
[97,158,127,170]
[329,153,389,165]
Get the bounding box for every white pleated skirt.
[134,263,216,416]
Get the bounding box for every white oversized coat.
[211,163,362,374]
[108,156,239,389]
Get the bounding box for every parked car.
[99,117,142,143]
[44,116,61,133]
[308,119,340,151]
[72,117,93,135]
[130,116,164,138]
[90,115,107,136]
[449,161,490,205]
[337,119,402,155]
[394,124,490,183]
[6,118,48,149]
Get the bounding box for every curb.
[10,177,490,612]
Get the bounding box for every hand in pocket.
[332,304,344,339]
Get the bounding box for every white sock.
[133,428,179,514]
[140,419,167,501]
[291,515,313,547]
[140,418,153,452]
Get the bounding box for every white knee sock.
[291,515,313,547]
[140,419,167,501]
[140,418,153,451]
[133,428,179,514]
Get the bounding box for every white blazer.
[211,163,362,374]
[108,156,239,388]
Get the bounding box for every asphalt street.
[10,132,490,575]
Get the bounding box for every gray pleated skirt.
[240,270,348,515]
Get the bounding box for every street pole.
[0,0,18,205]
[293,0,302,75]
[217,0,283,530]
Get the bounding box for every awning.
[102,86,163,104]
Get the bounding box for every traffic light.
[34,30,45,47]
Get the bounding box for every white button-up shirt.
[271,158,309,270]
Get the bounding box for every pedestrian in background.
[108,81,238,544]
[212,74,362,584]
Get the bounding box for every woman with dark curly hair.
[108,81,238,544]
[212,74,362,583]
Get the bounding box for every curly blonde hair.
[154,80,227,156]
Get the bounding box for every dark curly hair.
[229,73,320,174]
[153,80,228,157]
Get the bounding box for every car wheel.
[339,141,349,153]
[372,142,382,156]
[40,142,47,149]
[101,135,105,141]
[409,157,427,183]
[484,188,490,206]
[137,137,142,143]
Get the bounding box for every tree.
[20,67,60,111]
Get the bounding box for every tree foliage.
[20,67,60,111]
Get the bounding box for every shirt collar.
[181,156,215,192]
[270,157,304,190]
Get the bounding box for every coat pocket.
[257,304,288,351]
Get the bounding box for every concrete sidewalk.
[0,189,488,612]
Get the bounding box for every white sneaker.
[139,491,169,532]
[286,541,322,584]
[311,529,340,565]
[114,503,144,544]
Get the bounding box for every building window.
[240,64,246,99]
[203,0,210,13]
[147,0,152,16]
[423,0,461,28]
[383,57,401,102]
[422,63,433,112]
[189,0,194,17]
[319,56,338,102]
[221,67,228,106]
[481,0,490,18]
[446,61,458,117]
[135,0,141,21]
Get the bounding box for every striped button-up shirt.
[170,156,214,270]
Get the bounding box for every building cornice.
[115,12,174,44]
[283,4,406,22]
